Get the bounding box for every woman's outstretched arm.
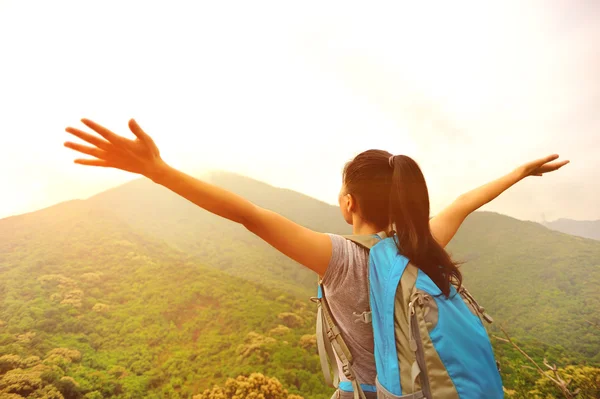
[64,118,332,276]
[150,163,333,274]
[429,154,569,247]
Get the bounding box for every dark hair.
[342,149,462,297]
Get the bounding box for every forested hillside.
[0,202,325,398]
[1,172,598,398]
[448,212,600,362]
[85,172,351,299]
[88,173,600,360]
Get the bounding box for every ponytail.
[389,155,462,297]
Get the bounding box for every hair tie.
[388,155,395,168]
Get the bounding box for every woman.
[63,118,568,398]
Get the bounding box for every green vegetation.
[1,172,598,398]
[491,337,600,398]
[448,212,600,362]
[0,203,326,398]
[196,373,304,399]
[85,172,349,299]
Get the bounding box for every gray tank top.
[322,234,376,386]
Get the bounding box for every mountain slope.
[448,212,600,360]
[85,172,350,299]
[1,171,599,398]
[82,171,600,361]
[0,201,325,398]
[544,218,600,241]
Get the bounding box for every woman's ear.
[346,193,355,214]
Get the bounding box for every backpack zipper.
[409,296,432,398]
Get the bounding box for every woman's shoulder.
[327,233,370,255]
[322,234,369,285]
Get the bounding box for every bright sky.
[1,0,598,222]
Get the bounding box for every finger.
[65,128,113,151]
[551,160,570,170]
[540,160,570,173]
[128,118,159,152]
[556,160,570,168]
[64,141,109,159]
[81,119,131,147]
[74,158,112,167]
[128,119,150,142]
[535,154,560,166]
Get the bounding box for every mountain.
[1,171,599,398]
[0,200,325,398]
[85,172,350,299]
[84,172,600,361]
[447,212,600,361]
[544,218,600,241]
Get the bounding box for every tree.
[194,373,304,399]
[277,313,303,329]
[298,335,316,351]
[529,365,600,399]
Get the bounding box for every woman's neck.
[351,216,384,235]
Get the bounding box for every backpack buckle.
[327,326,341,341]
[352,311,372,324]
[482,312,494,324]
[341,364,354,380]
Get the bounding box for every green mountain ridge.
[447,211,600,360]
[0,201,326,398]
[83,172,600,361]
[84,172,350,299]
[1,171,599,398]
[3,171,599,361]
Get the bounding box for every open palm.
[64,118,166,178]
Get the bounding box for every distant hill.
[544,218,600,241]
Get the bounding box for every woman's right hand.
[64,118,168,181]
[517,154,569,178]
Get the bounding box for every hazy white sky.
[1,0,598,222]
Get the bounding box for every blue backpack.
[313,232,504,399]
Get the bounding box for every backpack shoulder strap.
[342,231,390,250]
[341,231,387,325]
[313,281,368,399]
